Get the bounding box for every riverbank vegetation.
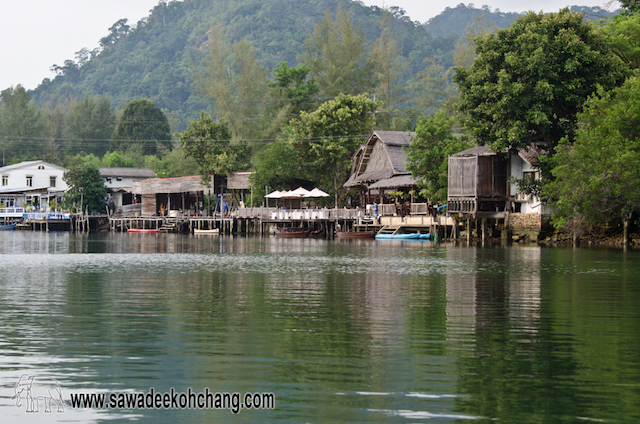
[0,0,636,236]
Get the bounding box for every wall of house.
[1,164,68,191]
[510,155,542,214]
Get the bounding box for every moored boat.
[127,228,160,233]
[274,227,311,238]
[335,231,375,239]
[0,222,17,230]
[375,232,430,240]
[194,228,220,235]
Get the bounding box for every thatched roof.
[368,174,416,189]
[450,144,546,165]
[227,171,252,190]
[344,130,416,188]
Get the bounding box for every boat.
[375,232,431,240]
[274,227,311,238]
[0,222,16,230]
[194,228,220,235]
[335,231,375,239]
[127,228,160,233]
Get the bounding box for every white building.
[0,160,69,211]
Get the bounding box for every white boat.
[194,228,220,235]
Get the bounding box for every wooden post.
[482,218,487,241]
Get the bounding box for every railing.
[0,207,25,217]
[121,204,142,217]
[233,205,442,220]
[380,204,396,216]
[410,203,430,215]
[23,212,70,220]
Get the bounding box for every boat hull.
[0,223,16,230]
[274,227,311,238]
[336,231,375,239]
[375,233,430,240]
[128,228,160,233]
[194,229,219,235]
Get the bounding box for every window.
[522,171,537,184]
[116,177,123,181]
[50,176,57,188]
[106,177,112,183]
[26,176,33,187]
[2,175,7,186]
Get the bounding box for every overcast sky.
[0,0,619,91]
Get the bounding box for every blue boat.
[375,232,430,240]
[0,223,17,230]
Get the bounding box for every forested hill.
[28,0,617,130]
[423,4,619,37]
[31,0,437,129]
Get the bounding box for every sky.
[0,0,620,91]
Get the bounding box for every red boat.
[128,228,160,233]
[274,227,311,238]
[335,231,375,239]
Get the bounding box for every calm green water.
[0,231,639,423]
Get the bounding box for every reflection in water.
[0,232,639,423]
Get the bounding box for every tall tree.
[268,62,319,119]
[66,95,116,157]
[598,13,640,70]
[299,6,375,98]
[112,99,172,156]
[62,163,108,213]
[178,111,251,185]
[454,8,628,153]
[289,93,379,206]
[546,77,640,243]
[0,85,49,164]
[371,9,408,129]
[195,27,269,141]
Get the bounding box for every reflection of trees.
[449,246,582,421]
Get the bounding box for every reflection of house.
[344,130,417,205]
[99,167,157,211]
[447,145,549,234]
[0,160,68,210]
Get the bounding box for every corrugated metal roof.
[99,167,157,179]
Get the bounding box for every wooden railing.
[233,204,435,220]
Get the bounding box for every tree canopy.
[299,6,375,98]
[406,110,472,203]
[62,163,108,213]
[546,76,640,234]
[66,94,116,157]
[178,111,251,185]
[454,8,628,153]
[289,93,379,205]
[112,99,172,156]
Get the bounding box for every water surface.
[1,231,639,423]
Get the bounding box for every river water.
[0,231,638,423]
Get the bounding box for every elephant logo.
[11,374,67,413]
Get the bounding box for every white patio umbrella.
[290,187,312,197]
[306,187,330,198]
[265,190,283,207]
